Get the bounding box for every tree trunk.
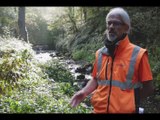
[82,7,87,22]
[68,7,78,33]
[68,14,78,33]
[18,7,29,43]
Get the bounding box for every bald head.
[106,7,131,34]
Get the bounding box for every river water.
[34,50,92,81]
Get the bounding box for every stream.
[34,50,92,86]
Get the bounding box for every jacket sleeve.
[138,52,153,82]
[91,50,99,79]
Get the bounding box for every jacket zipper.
[105,58,109,80]
[107,56,115,113]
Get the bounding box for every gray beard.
[107,34,117,42]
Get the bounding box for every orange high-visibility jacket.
[91,35,148,113]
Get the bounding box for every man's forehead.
[106,14,122,21]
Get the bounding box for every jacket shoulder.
[95,46,105,58]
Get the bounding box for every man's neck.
[104,33,127,57]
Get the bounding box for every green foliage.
[72,41,102,63]
[156,74,160,88]
[72,49,93,63]
[0,37,35,94]
[72,49,86,60]
[0,7,18,38]
[0,70,92,113]
[40,59,74,84]
[58,82,75,97]
[1,26,12,38]
[148,45,160,89]
[125,7,160,48]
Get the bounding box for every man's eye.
[107,21,123,26]
[114,22,122,26]
[106,22,111,26]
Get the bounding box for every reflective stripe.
[126,46,141,84]
[98,80,142,90]
[97,45,142,90]
[97,47,109,78]
[97,49,102,79]
[101,47,109,55]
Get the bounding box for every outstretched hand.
[70,90,86,108]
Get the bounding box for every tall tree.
[67,7,78,33]
[18,7,29,43]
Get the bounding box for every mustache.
[108,29,116,34]
[104,29,116,35]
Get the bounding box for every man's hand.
[70,77,98,107]
[70,90,86,107]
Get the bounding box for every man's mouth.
[109,32,115,35]
[108,30,115,34]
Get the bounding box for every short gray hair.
[106,7,131,34]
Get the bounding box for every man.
[70,7,154,113]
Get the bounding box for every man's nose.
[108,23,114,30]
[109,23,114,28]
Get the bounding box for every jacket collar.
[101,35,130,56]
[116,35,130,51]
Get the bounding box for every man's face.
[106,14,128,42]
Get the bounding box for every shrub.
[0,37,35,95]
[40,60,74,84]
